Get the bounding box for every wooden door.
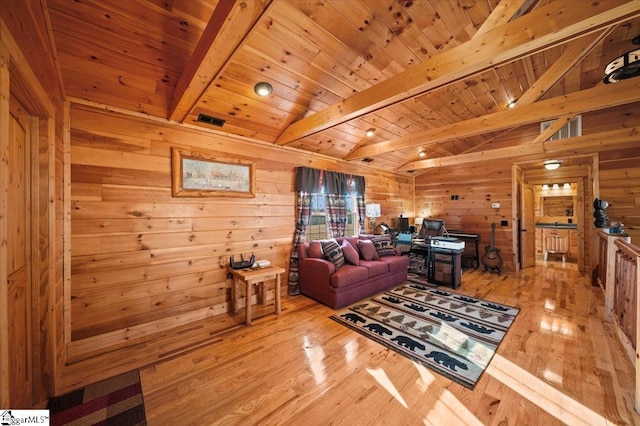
[521,184,536,268]
[6,95,33,407]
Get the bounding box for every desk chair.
[418,219,446,239]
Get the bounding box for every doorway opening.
[512,155,598,274]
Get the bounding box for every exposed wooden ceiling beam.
[460,28,613,156]
[168,0,272,122]
[474,0,528,37]
[399,127,639,171]
[346,76,640,162]
[275,0,640,146]
[516,28,614,106]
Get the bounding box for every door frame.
[1,21,56,406]
[512,157,594,273]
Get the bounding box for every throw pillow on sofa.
[321,239,345,270]
[357,239,379,260]
[370,235,397,257]
[308,240,324,258]
[340,239,360,265]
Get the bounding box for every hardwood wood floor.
[136,261,640,425]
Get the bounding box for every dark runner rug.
[330,283,519,389]
[47,370,146,425]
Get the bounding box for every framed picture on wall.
[171,148,256,198]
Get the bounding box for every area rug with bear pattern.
[330,283,519,389]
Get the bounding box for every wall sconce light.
[552,183,559,190]
[544,160,561,170]
[364,128,376,137]
[254,82,273,96]
[365,203,381,229]
[563,183,571,189]
[542,184,549,190]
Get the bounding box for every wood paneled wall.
[415,161,514,267]
[415,105,640,272]
[67,102,413,358]
[600,150,640,243]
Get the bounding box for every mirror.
[542,196,574,216]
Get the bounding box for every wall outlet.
[492,202,500,208]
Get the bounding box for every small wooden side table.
[228,265,285,325]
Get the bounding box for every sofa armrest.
[298,257,335,306]
[299,257,336,276]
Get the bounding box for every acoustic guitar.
[481,223,503,273]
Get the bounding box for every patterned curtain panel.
[287,191,313,295]
[325,194,347,238]
[356,195,365,234]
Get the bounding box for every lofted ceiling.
[46,0,640,175]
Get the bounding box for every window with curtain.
[288,166,366,295]
[306,193,361,240]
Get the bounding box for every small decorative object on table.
[609,221,626,235]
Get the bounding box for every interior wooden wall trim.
[63,100,71,347]
[0,16,56,406]
[0,30,12,411]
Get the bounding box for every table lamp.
[365,203,381,230]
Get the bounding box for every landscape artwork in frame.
[171,148,255,198]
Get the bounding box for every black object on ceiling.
[603,35,640,84]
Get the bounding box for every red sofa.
[297,236,410,309]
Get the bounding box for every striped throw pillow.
[321,239,345,270]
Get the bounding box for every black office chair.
[418,219,446,239]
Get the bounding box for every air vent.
[362,158,374,163]
[197,113,225,127]
[540,115,581,140]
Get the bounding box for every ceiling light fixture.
[254,82,273,96]
[364,128,376,137]
[419,151,426,158]
[507,100,517,108]
[603,35,640,84]
[544,160,561,171]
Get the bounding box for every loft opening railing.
[598,231,640,413]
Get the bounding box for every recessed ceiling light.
[254,82,273,96]
[364,128,375,137]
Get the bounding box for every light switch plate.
[492,202,500,208]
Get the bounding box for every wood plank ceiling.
[46,0,640,175]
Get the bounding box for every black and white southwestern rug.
[330,283,519,389]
